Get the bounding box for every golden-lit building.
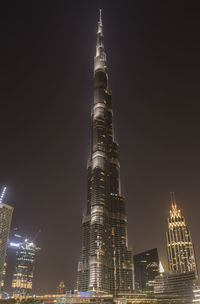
[0,188,13,292]
[166,192,197,277]
[57,281,66,294]
[12,238,40,299]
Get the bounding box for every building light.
[10,242,20,247]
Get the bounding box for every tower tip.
[170,192,177,209]
[99,9,102,25]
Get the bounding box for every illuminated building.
[166,192,197,277]
[133,248,159,291]
[56,293,157,304]
[154,271,195,303]
[77,10,133,294]
[57,281,66,294]
[0,187,13,291]
[12,238,40,299]
[1,262,7,289]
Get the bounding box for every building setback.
[166,192,197,278]
[133,248,159,291]
[77,11,133,294]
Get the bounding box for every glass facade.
[133,248,159,291]
[77,12,133,294]
[154,271,195,303]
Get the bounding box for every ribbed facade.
[166,193,197,277]
[77,11,133,294]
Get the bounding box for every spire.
[99,9,102,26]
[170,192,177,210]
[169,192,182,218]
[98,9,103,33]
[159,261,165,273]
[95,9,107,69]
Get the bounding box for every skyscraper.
[133,248,159,291]
[166,192,197,278]
[12,238,40,299]
[77,11,133,294]
[0,188,13,292]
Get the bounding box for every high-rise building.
[133,248,159,291]
[12,238,40,299]
[166,192,197,278]
[77,11,133,294]
[0,198,13,291]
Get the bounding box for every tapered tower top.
[169,192,182,219]
[99,9,102,26]
[95,9,107,70]
[98,9,103,34]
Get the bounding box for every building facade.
[12,239,39,299]
[1,262,7,290]
[0,202,13,291]
[166,192,197,277]
[154,271,195,303]
[77,11,133,294]
[133,248,159,291]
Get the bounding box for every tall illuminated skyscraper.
[0,187,13,291]
[166,192,197,278]
[77,11,133,294]
[12,238,40,299]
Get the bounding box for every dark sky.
[1,0,200,295]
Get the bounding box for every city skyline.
[1,0,200,294]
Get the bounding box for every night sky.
[1,0,200,295]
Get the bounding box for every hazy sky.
[1,0,200,294]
